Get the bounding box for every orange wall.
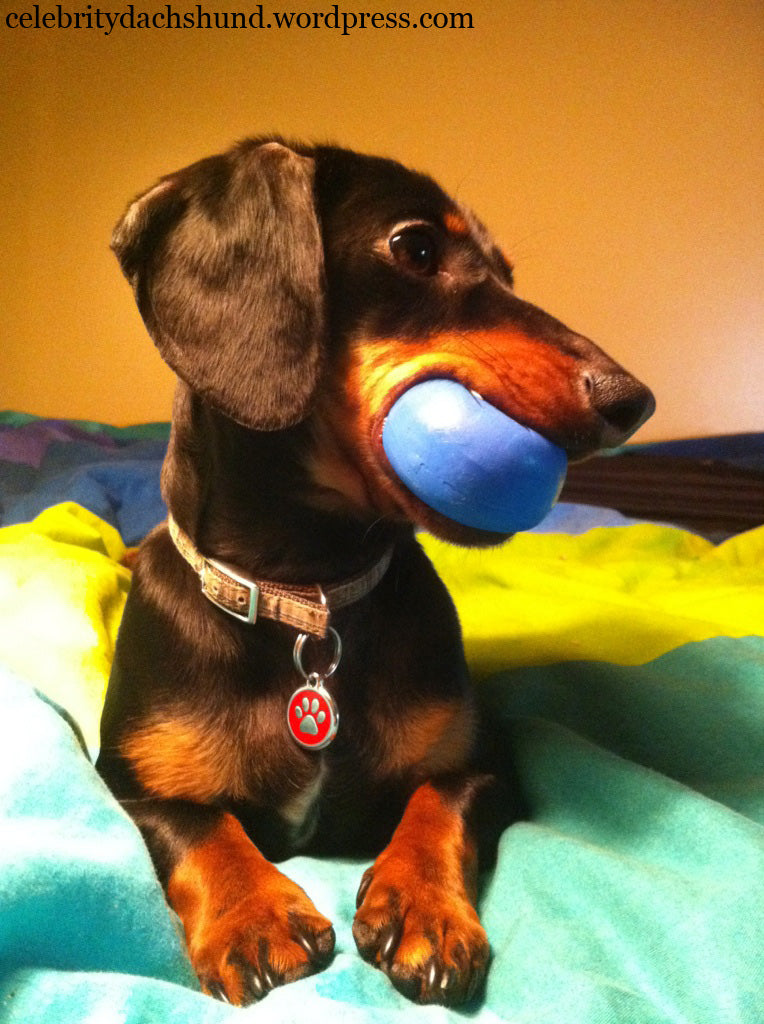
[2,0,762,441]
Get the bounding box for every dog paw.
[352,862,489,1005]
[167,819,335,1006]
[191,896,335,1005]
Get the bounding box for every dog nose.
[585,371,656,445]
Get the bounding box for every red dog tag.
[287,681,339,750]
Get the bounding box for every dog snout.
[583,370,656,447]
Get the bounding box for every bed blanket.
[0,503,763,1023]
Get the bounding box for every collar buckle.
[201,557,260,624]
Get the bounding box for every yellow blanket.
[423,524,764,676]
[0,503,129,751]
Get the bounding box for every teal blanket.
[0,504,762,1023]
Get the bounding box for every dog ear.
[111,141,325,430]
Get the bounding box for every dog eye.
[389,227,439,276]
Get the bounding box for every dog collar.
[167,514,393,638]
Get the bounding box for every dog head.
[113,137,654,545]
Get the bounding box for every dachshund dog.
[98,138,654,1007]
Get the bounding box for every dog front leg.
[352,777,492,1005]
[124,799,335,1005]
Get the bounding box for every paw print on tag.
[287,684,339,750]
[294,696,326,735]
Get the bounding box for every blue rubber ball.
[382,379,567,533]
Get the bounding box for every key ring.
[293,626,342,681]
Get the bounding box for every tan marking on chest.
[122,715,250,802]
[379,700,476,779]
[121,699,312,804]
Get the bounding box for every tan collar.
[167,514,393,638]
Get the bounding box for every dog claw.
[261,965,279,992]
[241,969,265,1003]
[205,980,230,1003]
[295,929,318,957]
[378,921,402,965]
[291,920,335,969]
[224,952,269,1004]
[466,965,484,1003]
[431,962,462,1003]
[355,868,373,909]
[427,959,441,991]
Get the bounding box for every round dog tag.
[287,681,339,750]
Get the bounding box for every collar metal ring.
[293,626,342,680]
